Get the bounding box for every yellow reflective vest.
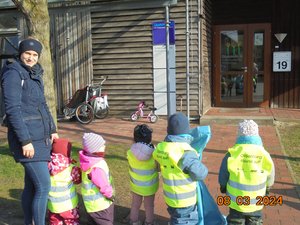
[48,165,79,213]
[227,144,273,212]
[127,149,159,196]
[153,142,197,208]
[81,160,114,213]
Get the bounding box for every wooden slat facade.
[90,0,205,117]
[271,0,300,108]
[212,0,272,24]
[0,0,212,118]
[49,8,93,114]
[201,0,213,114]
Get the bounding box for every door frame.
[213,23,271,107]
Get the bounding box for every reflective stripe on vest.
[153,142,197,208]
[130,176,158,187]
[127,150,159,196]
[226,144,273,213]
[81,160,113,213]
[47,165,78,213]
[48,190,77,203]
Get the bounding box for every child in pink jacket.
[79,133,115,225]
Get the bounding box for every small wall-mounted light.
[274,33,287,43]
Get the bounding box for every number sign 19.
[273,51,291,72]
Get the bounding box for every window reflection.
[0,14,19,68]
[221,74,244,102]
[220,30,244,103]
[253,31,264,103]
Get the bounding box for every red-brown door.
[213,24,271,107]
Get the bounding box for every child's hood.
[130,142,155,161]
[48,153,71,176]
[79,150,104,172]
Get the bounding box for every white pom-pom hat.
[82,132,106,154]
[238,120,259,136]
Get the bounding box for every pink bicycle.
[130,101,158,123]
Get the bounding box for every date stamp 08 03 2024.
[216,195,283,206]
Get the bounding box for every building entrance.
[213,23,271,107]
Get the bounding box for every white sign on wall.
[273,51,292,72]
[153,45,176,115]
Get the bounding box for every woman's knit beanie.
[52,138,72,158]
[167,112,190,135]
[82,132,106,154]
[19,38,43,57]
[134,124,153,144]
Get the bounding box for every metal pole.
[165,5,171,118]
[198,0,203,118]
[185,0,190,119]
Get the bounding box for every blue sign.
[152,21,175,45]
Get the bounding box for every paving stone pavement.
[54,108,300,225]
[1,108,300,225]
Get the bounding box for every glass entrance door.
[220,29,245,104]
[213,24,271,107]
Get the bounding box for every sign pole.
[165,5,171,118]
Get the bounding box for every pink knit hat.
[82,133,106,154]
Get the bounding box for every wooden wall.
[271,0,300,108]
[201,0,213,114]
[49,8,93,114]
[91,7,160,116]
[0,0,214,117]
[212,0,272,25]
[91,0,208,117]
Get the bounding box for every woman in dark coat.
[1,37,59,225]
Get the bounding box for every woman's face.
[20,50,39,67]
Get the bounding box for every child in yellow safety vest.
[47,138,81,225]
[218,119,275,225]
[79,132,115,225]
[127,124,159,225]
[153,112,208,225]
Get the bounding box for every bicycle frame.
[63,76,109,123]
[135,106,154,119]
[90,77,109,105]
[130,101,158,123]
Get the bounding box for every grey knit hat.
[167,112,190,135]
[238,119,259,136]
[82,132,106,154]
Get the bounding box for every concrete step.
[199,115,274,126]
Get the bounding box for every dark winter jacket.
[1,59,56,162]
